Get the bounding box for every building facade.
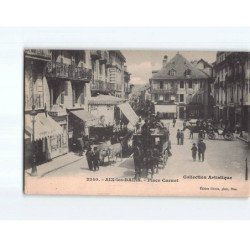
[150,53,212,119]
[90,50,129,99]
[212,52,250,132]
[24,49,93,168]
[24,49,132,169]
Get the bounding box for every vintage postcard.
[24,49,250,197]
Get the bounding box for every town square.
[24,50,250,191]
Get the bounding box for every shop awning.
[25,113,63,141]
[118,102,138,126]
[70,110,98,126]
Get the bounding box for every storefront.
[68,109,99,150]
[24,112,65,169]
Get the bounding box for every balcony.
[46,62,92,82]
[91,80,115,94]
[150,86,178,94]
[90,50,102,60]
[99,51,109,64]
[25,49,52,61]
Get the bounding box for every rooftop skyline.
[122,50,217,85]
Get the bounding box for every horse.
[97,143,110,166]
[108,142,123,163]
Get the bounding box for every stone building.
[212,52,250,132]
[24,49,94,168]
[90,50,129,99]
[24,49,132,169]
[150,53,212,119]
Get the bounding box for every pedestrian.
[85,146,93,171]
[92,147,100,171]
[180,130,184,145]
[183,120,187,131]
[191,143,198,161]
[198,129,204,139]
[176,129,181,145]
[189,128,194,139]
[173,118,176,128]
[197,139,206,162]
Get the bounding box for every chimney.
[162,55,168,68]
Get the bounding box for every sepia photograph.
[24,49,250,196]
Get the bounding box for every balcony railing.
[46,62,92,81]
[25,49,52,61]
[91,80,115,93]
[150,86,178,94]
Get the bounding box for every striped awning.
[25,113,63,141]
[118,102,139,126]
[70,110,99,126]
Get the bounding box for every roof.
[196,59,212,68]
[88,94,125,105]
[152,53,209,80]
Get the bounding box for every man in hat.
[197,139,206,162]
[92,147,100,171]
[86,146,93,171]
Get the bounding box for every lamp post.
[30,104,38,176]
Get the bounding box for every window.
[160,81,164,89]
[64,83,68,96]
[99,63,102,75]
[154,94,158,101]
[61,92,64,104]
[159,95,164,101]
[81,93,84,104]
[180,81,184,88]
[188,81,192,89]
[180,94,184,102]
[185,69,191,76]
[169,69,176,76]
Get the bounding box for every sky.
[122,50,217,85]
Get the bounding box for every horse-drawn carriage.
[186,119,234,141]
[132,126,171,179]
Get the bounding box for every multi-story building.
[108,50,126,98]
[150,53,212,119]
[213,52,250,132]
[124,65,132,99]
[24,49,94,168]
[90,50,128,99]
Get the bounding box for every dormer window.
[185,69,191,76]
[169,69,176,76]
